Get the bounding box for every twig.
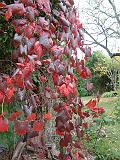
[12,141,26,160]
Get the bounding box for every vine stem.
[1,96,5,115]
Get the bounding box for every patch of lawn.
[0,103,21,151]
[82,96,120,160]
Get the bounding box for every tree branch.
[108,0,120,27]
[83,28,113,57]
[111,53,120,58]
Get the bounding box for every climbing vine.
[0,0,104,159]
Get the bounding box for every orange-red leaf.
[0,118,9,132]
[34,41,44,58]
[5,9,12,21]
[6,77,14,86]
[8,112,21,121]
[0,2,6,8]
[26,113,36,121]
[56,129,64,136]
[43,112,52,121]
[85,99,96,110]
[6,87,15,100]
[32,121,44,132]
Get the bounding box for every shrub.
[101,91,118,98]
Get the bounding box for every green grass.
[0,123,19,150]
[82,96,120,160]
[0,103,20,151]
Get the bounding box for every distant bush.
[101,91,118,98]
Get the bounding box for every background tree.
[86,51,113,93]
[78,0,120,58]
[76,51,112,96]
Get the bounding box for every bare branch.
[111,53,120,58]
[81,0,120,58]
[108,0,120,27]
[83,28,113,57]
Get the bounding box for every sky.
[74,0,120,56]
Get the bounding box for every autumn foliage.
[0,0,104,159]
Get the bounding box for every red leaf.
[55,118,65,132]
[8,112,22,121]
[56,109,71,124]
[7,3,25,16]
[0,118,9,132]
[86,134,90,141]
[0,2,6,8]
[53,104,62,112]
[79,70,87,79]
[24,25,34,39]
[50,45,63,56]
[65,155,71,160]
[75,151,79,160]
[73,141,82,149]
[32,121,44,132]
[0,29,4,34]
[36,0,51,14]
[14,121,29,136]
[60,138,66,147]
[26,113,36,121]
[82,122,88,129]
[76,128,83,138]
[59,84,69,97]
[56,129,64,136]
[72,108,77,114]
[58,153,64,160]
[43,112,52,121]
[65,121,74,132]
[92,107,105,114]
[78,150,85,159]
[6,77,14,86]
[39,149,46,159]
[14,73,24,88]
[5,9,12,21]
[21,0,35,7]
[62,133,72,147]
[83,112,90,117]
[39,76,47,83]
[80,67,92,79]
[34,41,44,58]
[6,87,15,100]
[85,99,96,110]
[52,73,59,85]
